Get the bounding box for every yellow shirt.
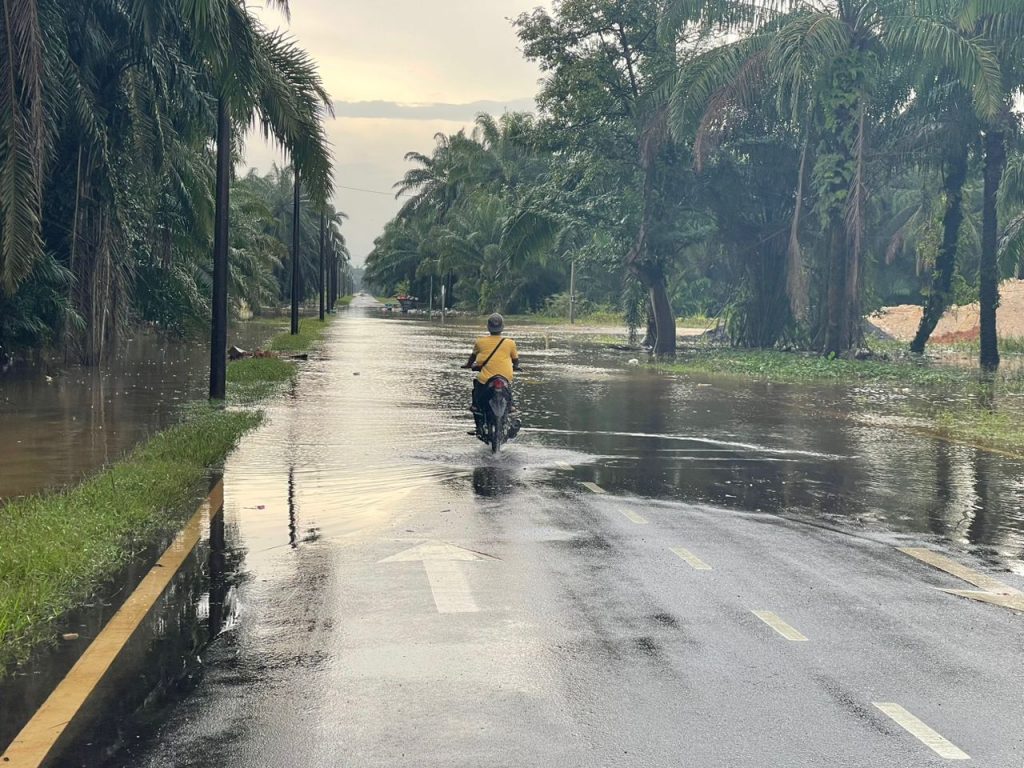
[472,335,518,383]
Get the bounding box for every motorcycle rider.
[462,313,520,436]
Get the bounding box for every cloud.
[332,98,537,121]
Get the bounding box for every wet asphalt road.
[86,301,1023,766]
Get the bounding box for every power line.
[336,183,412,198]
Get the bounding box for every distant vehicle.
[396,295,418,313]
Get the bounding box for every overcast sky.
[245,2,548,264]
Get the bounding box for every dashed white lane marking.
[873,703,971,760]
[898,547,1024,611]
[424,561,479,614]
[670,547,712,570]
[620,510,648,524]
[581,481,606,494]
[751,611,808,642]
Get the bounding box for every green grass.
[677,313,714,327]
[227,356,297,402]
[0,407,260,669]
[505,310,626,326]
[653,346,1024,458]
[655,347,1015,389]
[934,408,1024,456]
[337,295,353,307]
[268,318,331,353]
[0,315,336,673]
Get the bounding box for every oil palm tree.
[192,0,333,396]
[668,0,1005,355]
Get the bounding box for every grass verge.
[655,347,1024,391]
[268,318,332,353]
[0,316,335,672]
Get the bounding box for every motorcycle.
[477,376,516,453]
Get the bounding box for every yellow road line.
[580,481,606,495]
[873,703,970,760]
[620,510,648,524]
[1,482,223,768]
[899,547,1022,599]
[670,547,712,570]
[751,610,808,642]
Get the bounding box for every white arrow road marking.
[873,703,971,760]
[423,561,478,613]
[380,541,494,614]
[581,481,606,494]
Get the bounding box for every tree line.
[364,0,1024,370]
[0,0,348,378]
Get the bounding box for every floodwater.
[3,302,1024,765]
[0,322,275,501]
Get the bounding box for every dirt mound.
[867,279,1024,342]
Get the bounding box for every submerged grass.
[652,346,1024,458]
[656,347,1024,391]
[0,316,335,672]
[934,408,1024,457]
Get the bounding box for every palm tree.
[193,0,333,396]
[0,0,46,295]
[668,0,1004,355]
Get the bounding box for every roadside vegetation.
[0,318,333,673]
[655,347,1024,391]
[364,0,1024,371]
[0,2,354,365]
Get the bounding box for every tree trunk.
[209,97,230,400]
[980,128,1005,372]
[647,270,675,356]
[628,129,675,356]
[911,141,969,354]
[318,210,326,321]
[291,169,301,336]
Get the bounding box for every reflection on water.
[7,308,1022,766]
[472,465,519,498]
[0,486,241,764]
[0,322,275,501]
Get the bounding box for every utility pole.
[428,273,433,319]
[441,284,446,327]
[569,259,577,324]
[209,96,231,400]
[290,168,301,336]
[318,210,326,322]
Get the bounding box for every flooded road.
[0,323,275,501]
[6,301,1024,767]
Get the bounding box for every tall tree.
[516,0,681,354]
[668,0,1004,355]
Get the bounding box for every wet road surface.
[44,301,1024,765]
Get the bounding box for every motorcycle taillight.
[492,379,505,389]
